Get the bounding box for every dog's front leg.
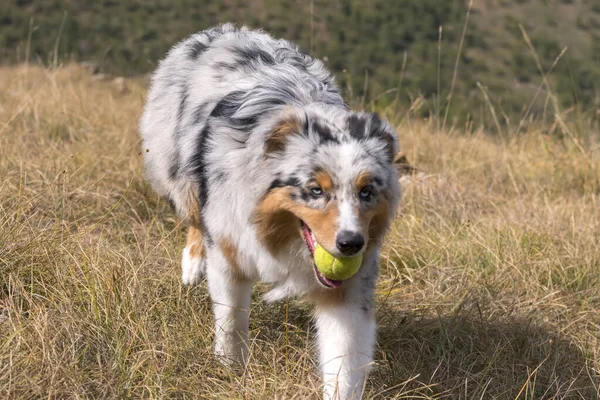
[314,285,376,400]
[205,246,252,365]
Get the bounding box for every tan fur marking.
[253,188,300,255]
[253,187,339,254]
[187,225,205,259]
[256,210,300,256]
[186,186,202,226]
[297,202,339,251]
[184,186,206,259]
[219,237,246,280]
[355,172,373,191]
[315,170,334,193]
[264,113,302,155]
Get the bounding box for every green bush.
[1,0,597,128]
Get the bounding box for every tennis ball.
[313,243,362,280]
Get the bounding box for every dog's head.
[253,106,401,288]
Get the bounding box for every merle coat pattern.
[140,24,401,400]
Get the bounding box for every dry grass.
[1,64,599,399]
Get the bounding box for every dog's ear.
[264,111,305,157]
[393,151,416,176]
[393,151,408,165]
[369,113,398,163]
[348,113,397,163]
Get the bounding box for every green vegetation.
[1,0,599,127]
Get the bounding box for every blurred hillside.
[2,0,599,126]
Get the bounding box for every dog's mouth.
[301,221,343,289]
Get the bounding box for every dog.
[140,24,401,400]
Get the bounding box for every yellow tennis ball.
[314,243,362,280]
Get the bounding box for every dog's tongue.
[317,269,343,288]
[302,223,315,253]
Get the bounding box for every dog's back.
[140,24,344,220]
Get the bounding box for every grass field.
[1,65,599,399]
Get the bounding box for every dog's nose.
[336,231,365,256]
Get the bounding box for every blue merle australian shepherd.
[140,24,401,400]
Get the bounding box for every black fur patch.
[187,25,230,60]
[347,114,367,140]
[188,40,208,60]
[192,102,210,125]
[169,86,189,179]
[303,114,310,134]
[210,91,258,131]
[210,90,285,132]
[232,46,276,68]
[367,114,395,162]
[312,121,338,144]
[177,86,189,128]
[231,115,259,130]
[268,177,301,192]
[210,91,245,119]
[193,126,211,207]
[366,113,387,140]
[190,124,214,244]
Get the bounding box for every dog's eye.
[310,186,323,196]
[359,187,373,200]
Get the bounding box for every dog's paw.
[214,338,248,370]
[181,246,205,285]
